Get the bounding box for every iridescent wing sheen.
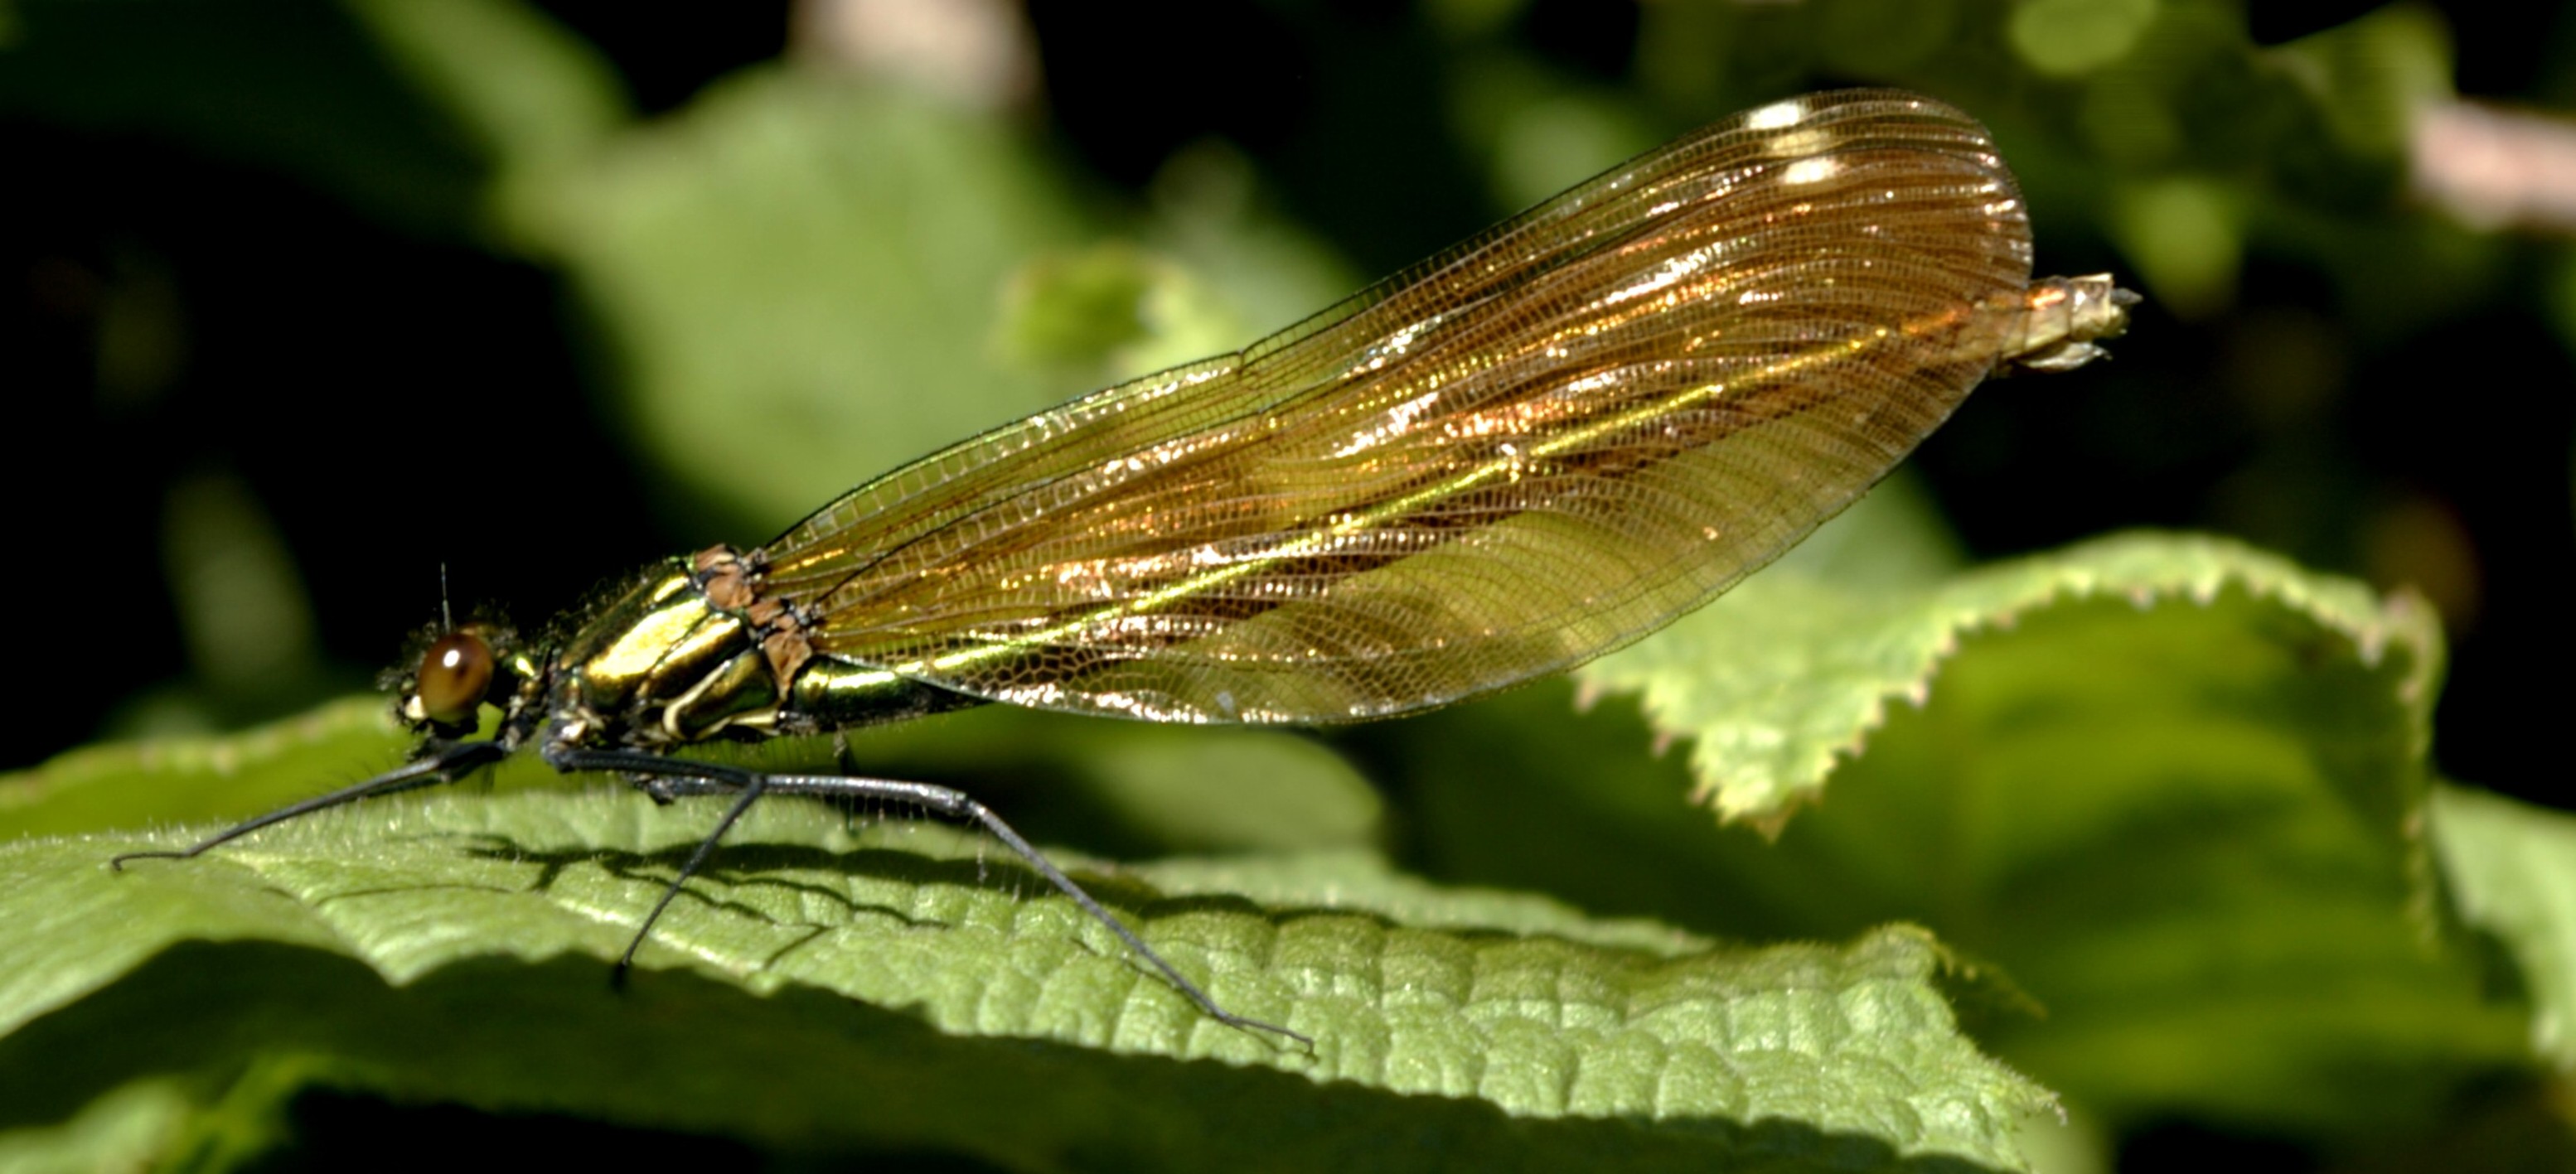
[758,89,2041,724]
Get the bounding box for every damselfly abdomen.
[114,89,2136,1046]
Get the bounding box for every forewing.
[760,89,2036,723]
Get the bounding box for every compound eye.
[414,631,496,725]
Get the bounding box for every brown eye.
[415,631,495,725]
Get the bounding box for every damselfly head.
[396,621,518,732]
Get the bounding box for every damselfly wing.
[754,92,2126,728]
[116,89,2135,1045]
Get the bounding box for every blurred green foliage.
[2,0,2572,1170]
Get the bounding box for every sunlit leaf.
[1,785,2050,1172]
[2433,784,2576,1070]
[1373,533,2526,1134]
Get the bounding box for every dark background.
[2,0,2567,819]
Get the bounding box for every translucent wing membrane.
[760,90,2046,723]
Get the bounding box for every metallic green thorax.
[548,554,972,751]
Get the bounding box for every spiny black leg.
[111,741,510,869]
[932,786,1310,1045]
[612,774,768,986]
[552,748,1308,1046]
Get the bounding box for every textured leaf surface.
[1,777,2048,1172]
[1366,530,2527,1135]
[1580,531,2443,832]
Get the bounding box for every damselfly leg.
[109,741,511,869]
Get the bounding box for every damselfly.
[114,89,2135,1045]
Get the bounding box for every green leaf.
[1364,531,2528,1136]
[829,706,1388,858]
[2432,785,2576,1070]
[346,0,629,174]
[0,783,2050,1171]
[993,240,1284,389]
[2271,4,2457,160]
[487,62,1359,544]
[2006,0,2156,79]
[0,1077,201,1174]
[1579,531,2441,833]
[0,697,408,843]
[499,68,1097,530]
